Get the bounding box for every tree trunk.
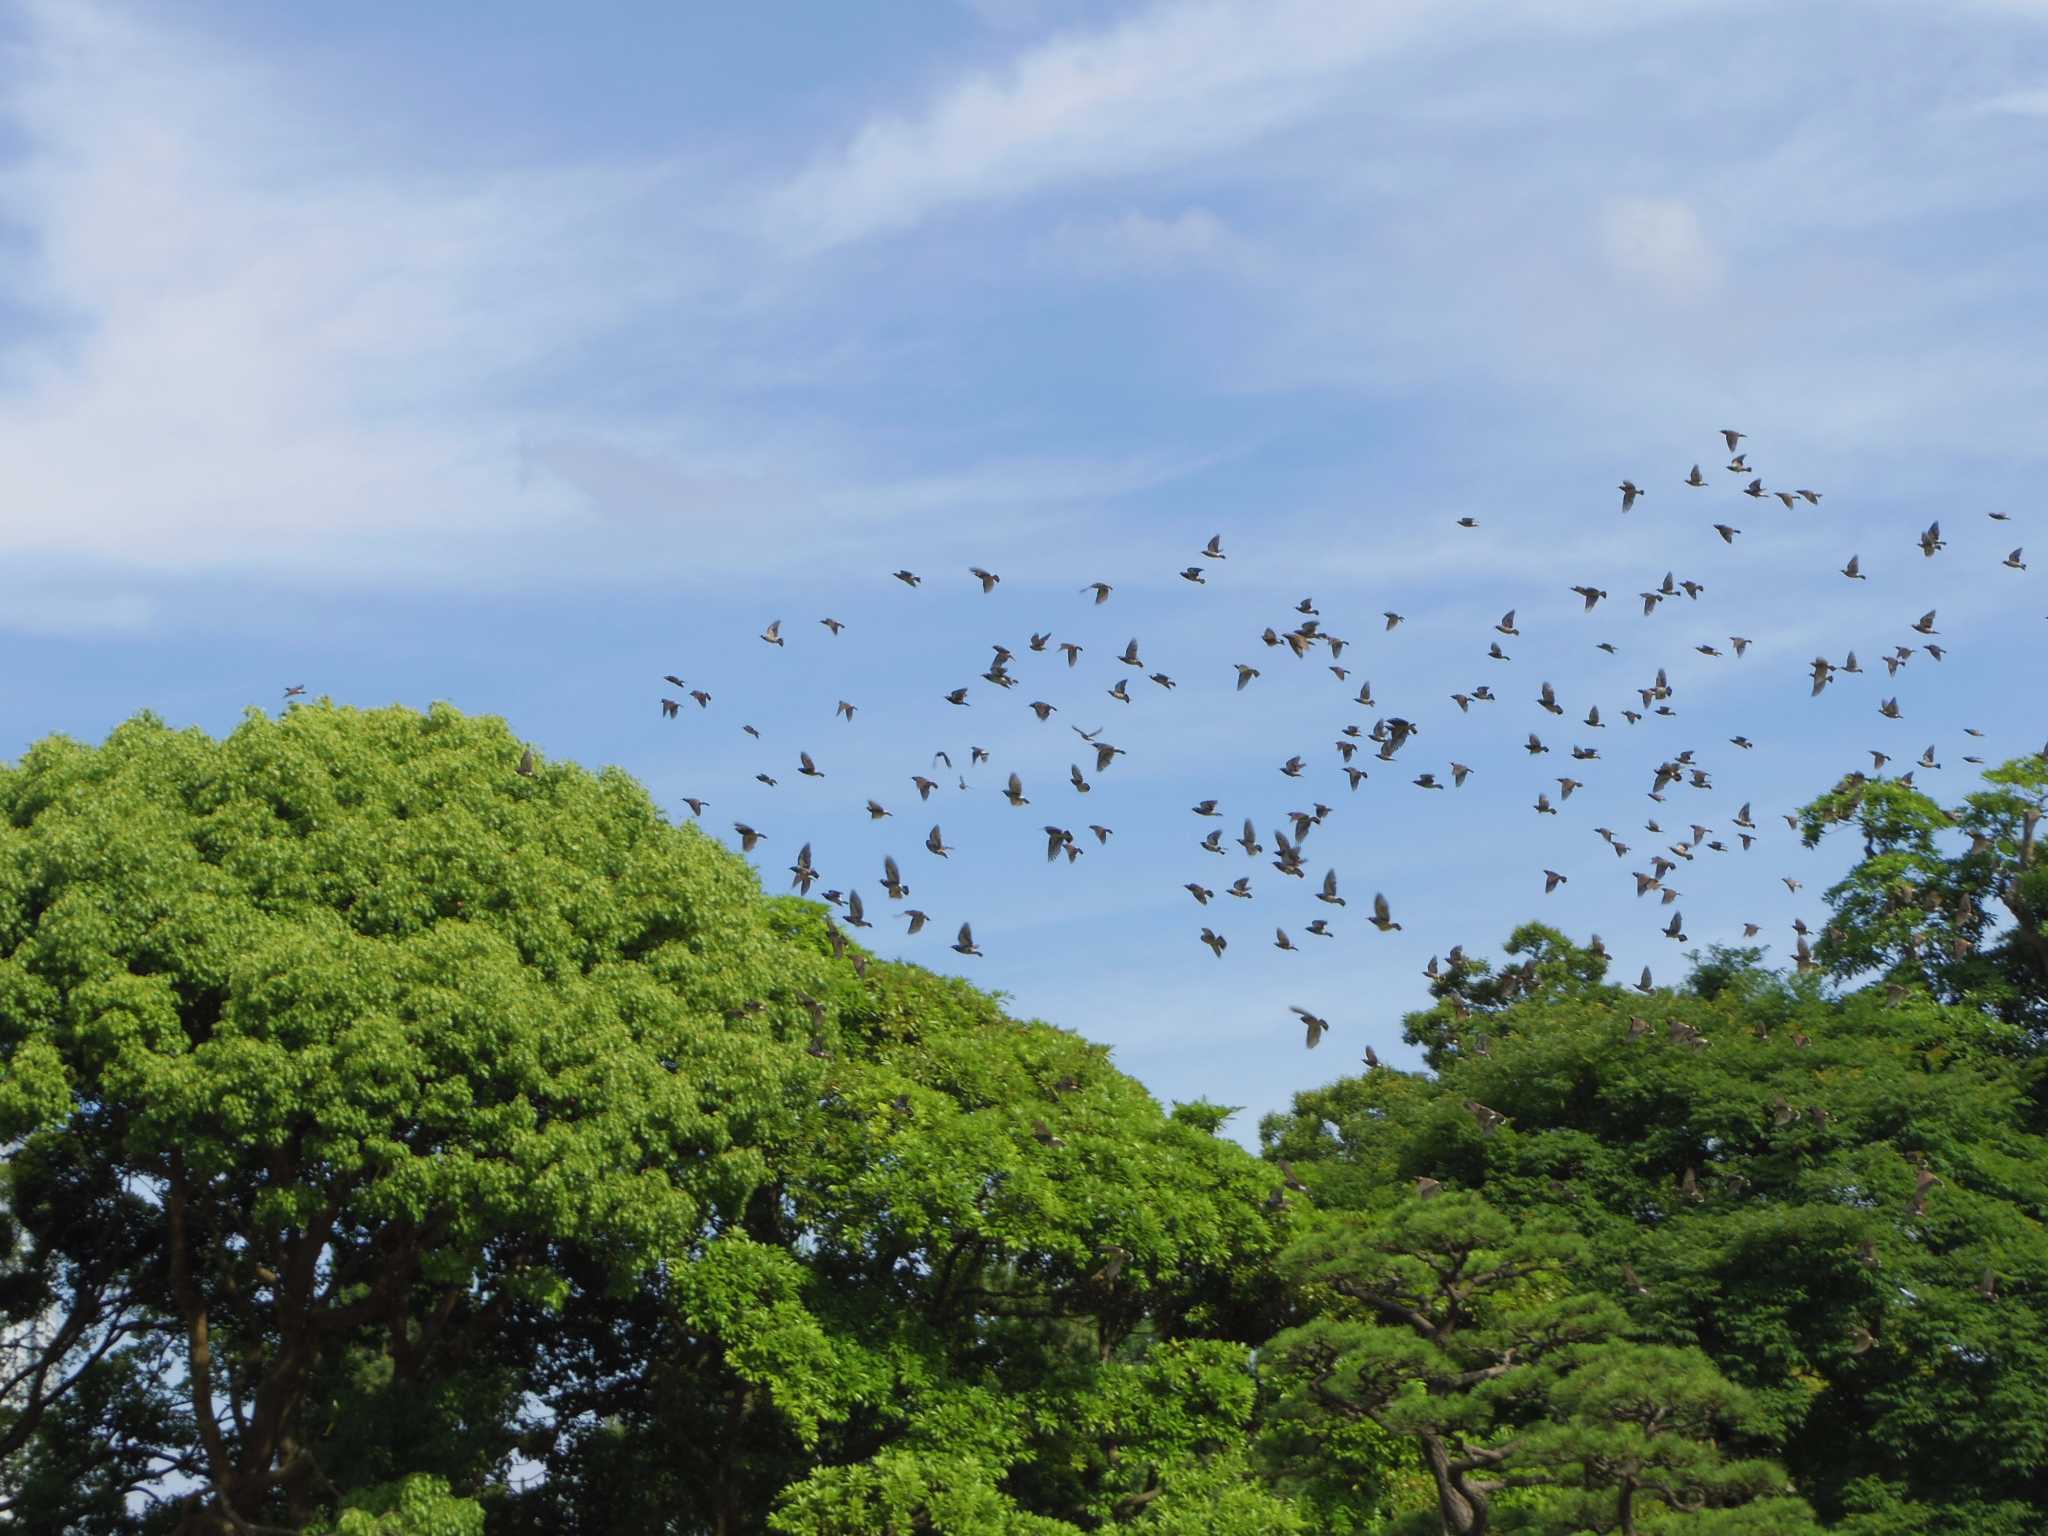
[1417,1433,1489,1536]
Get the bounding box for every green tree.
[1261,1188,1804,1535]
[1515,1341,1816,1535]
[0,1127,198,1527]
[1262,908,2048,1533]
[1800,754,2048,1037]
[0,704,1310,1533]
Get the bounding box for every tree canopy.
[2,709,2044,1534]
[0,704,1304,1534]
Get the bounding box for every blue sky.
[2,0,2045,1148]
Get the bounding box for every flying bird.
[1290,1006,1330,1049]
[1464,1100,1508,1135]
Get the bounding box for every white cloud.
[6,0,2046,632]
[1040,206,1262,278]
[0,1,1262,611]
[762,0,1443,250]
[0,1,725,584]
[510,430,1231,584]
[1598,196,1723,301]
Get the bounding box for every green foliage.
[4,717,2043,1534]
[305,1475,486,1536]
[1259,1188,1798,1534]
[1515,1341,1819,1534]
[0,705,1303,1533]
[1261,824,2048,1530]
[1800,755,2048,1039]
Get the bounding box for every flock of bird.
[265,433,2048,1328]
[373,426,2040,1076]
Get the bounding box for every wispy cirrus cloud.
[0,0,1224,605]
[0,1,706,574]
[760,0,1448,250]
